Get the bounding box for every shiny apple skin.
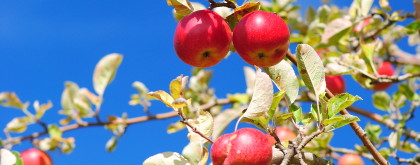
[233,10,290,67]
[174,10,232,68]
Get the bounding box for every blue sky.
[0,0,417,164]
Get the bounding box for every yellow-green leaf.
[170,75,188,99]
[0,92,29,110]
[6,117,30,133]
[93,53,123,96]
[48,124,62,140]
[148,91,174,108]
[168,0,194,21]
[34,101,53,120]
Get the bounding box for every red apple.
[353,17,372,33]
[338,154,364,165]
[267,126,297,145]
[174,10,232,68]
[326,75,346,95]
[20,148,53,165]
[233,10,290,67]
[373,61,394,91]
[211,128,272,165]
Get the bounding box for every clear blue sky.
[0,0,417,164]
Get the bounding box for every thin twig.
[208,0,236,10]
[178,108,214,143]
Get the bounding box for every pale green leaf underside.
[93,53,123,96]
[264,60,299,103]
[296,44,326,97]
[143,152,191,165]
[242,68,273,119]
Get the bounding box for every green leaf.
[290,104,303,124]
[264,60,299,103]
[328,93,362,117]
[12,151,23,165]
[268,91,285,119]
[317,5,331,23]
[243,116,269,130]
[1,149,17,165]
[143,152,191,165]
[405,20,420,34]
[61,138,76,153]
[106,136,118,152]
[0,92,29,110]
[365,123,382,144]
[242,68,273,119]
[212,108,242,140]
[311,104,319,121]
[296,44,326,97]
[372,91,391,111]
[6,117,30,133]
[321,18,352,44]
[39,138,58,151]
[302,113,314,125]
[227,93,251,104]
[400,141,420,153]
[323,115,344,125]
[93,53,123,96]
[305,6,316,23]
[327,114,360,130]
[48,124,62,140]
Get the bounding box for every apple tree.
[1,0,420,165]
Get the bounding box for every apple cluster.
[174,9,290,68]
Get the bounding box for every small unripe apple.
[233,10,290,67]
[372,61,394,91]
[326,75,346,95]
[266,126,297,145]
[174,10,232,68]
[20,148,53,165]
[211,128,272,165]
[338,154,364,165]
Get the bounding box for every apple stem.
[234,114,244,132]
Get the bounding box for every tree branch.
[347,106,420,142]
[272,147,329,164]
[208,0,236,10]
[286,52,390,165]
